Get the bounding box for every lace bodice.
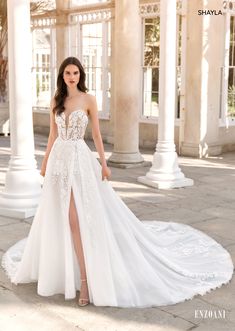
[55,109,89,140]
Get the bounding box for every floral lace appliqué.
[46,110,89,212]
[55,109,88,141]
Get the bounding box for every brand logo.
[194,310,226,319]
[198,10,223,15]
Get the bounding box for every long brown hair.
[53,57,88,115]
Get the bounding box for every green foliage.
[0,0,7,56]
[0,0,52,101]
[228,85,235,117]
[144,18,159,67]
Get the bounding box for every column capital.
[55,10,68,26]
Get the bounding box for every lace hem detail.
[1,238,27,283]
[116,273,234,308]
[1,252,15,281]
[142,220,234,283]
[168,271,234,307]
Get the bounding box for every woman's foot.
[78,278,90,307]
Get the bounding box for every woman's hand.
[40,169,45,177]
[40,166,46,177]
[102,165,111,181]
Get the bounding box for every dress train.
[1,109,234,308]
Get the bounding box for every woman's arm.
[87,94,111,180]
[40,98,58,177]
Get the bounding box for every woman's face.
[63,64,80,88]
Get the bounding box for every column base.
[107,151,147,168]
[138,150,194,189]
[0,167,42,219]
[138,175,193,189]
[0,206,37,219]
[108,160,151,169]
[181,142,222,157]
[0,192,41,219]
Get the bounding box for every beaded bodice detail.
[55,109,89,141]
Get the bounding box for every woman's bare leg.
[69,189,89,303]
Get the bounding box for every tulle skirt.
[1,137,234,307]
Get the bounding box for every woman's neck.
[67,87,81,98]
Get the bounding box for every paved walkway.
[0,134,235,331]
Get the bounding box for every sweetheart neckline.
[61,109,89,119]
[59,109,88,137]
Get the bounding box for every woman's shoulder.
[84,92,96,101]
[83,93,97,108]
[84,93,97,116]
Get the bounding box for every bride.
[40,56,111,307]
[1,57,234,308]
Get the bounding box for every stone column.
[107,0,145,168]
[138,0,193,189]
[181,0,223,157]
[56,0,69,69]
[0,0,41,218]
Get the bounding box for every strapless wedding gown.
[1,109,234,308]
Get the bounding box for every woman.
[2,57,234,308]
[40,57,111,306]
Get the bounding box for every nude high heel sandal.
[78,278,90,307]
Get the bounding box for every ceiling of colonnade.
[69,0,109,6]
[30,0,110,13]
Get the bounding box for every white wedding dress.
[1,109,234,308]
